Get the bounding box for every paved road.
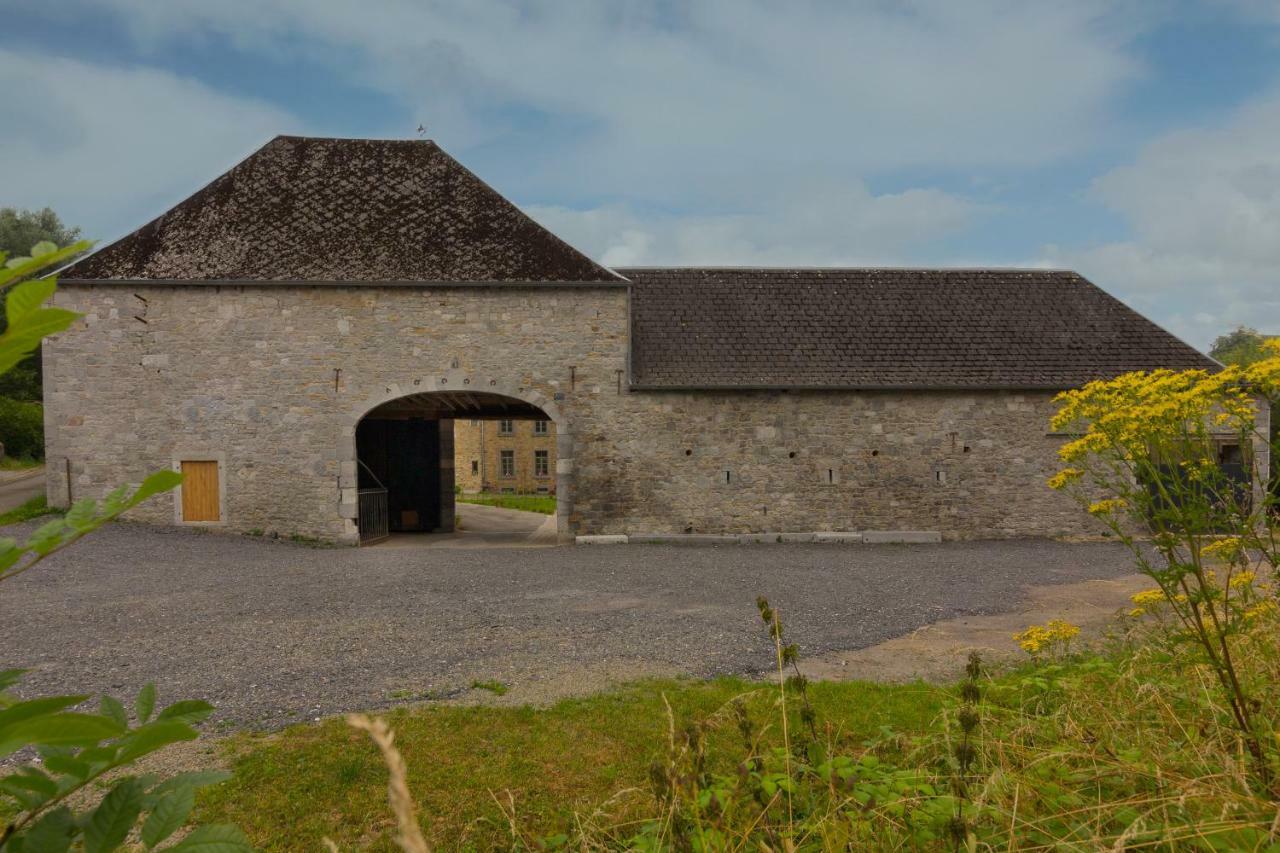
[375,502,555,549]
[0,523,1138,729]
[0,468,44,513]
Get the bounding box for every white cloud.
[527,182,980,266]
[1,52,300,241]
[65,0,1145,207]
[1042,92,1280,346]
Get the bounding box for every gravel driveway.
[0,524,1136,728]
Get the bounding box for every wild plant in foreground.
[0,242,246,851]
[1048,343,1280,797]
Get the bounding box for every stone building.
[44,135,1229,544]
[453,417,557,494]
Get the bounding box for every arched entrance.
[343,383,571,545]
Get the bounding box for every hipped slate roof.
[62,135,619,283]
[621,268,1218,390]
[62,135,1214,390]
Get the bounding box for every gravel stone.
[0,524,1136,729]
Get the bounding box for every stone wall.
[454,418,558,493]
[45,282,1109,543]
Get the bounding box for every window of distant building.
[500,450,515,477]
[534,449,549,477]
[534,420,549,435]
[498,419,514,435]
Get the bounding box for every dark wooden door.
[356,418,441,532]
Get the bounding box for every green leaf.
[4,278,56,325]
[64,498,101,533]
[84,777,145,853]
[22,517,70,556]
[135,683,157,724]
[0,239,92,289]
[140,784,195,848]
[100,695,128,729]
[0,712,124,756]
[127,471,183,509]
[29,241,58,258]
[41,752,91,780]
[0,767,58,810]
[0,540,22,575]
[116,720,198,763]
[155,700,214,725]
[0,306,79,375]
[0,695,88,735]
[166,823,253,852]
[17,805,75,853]
[149,770,231,799]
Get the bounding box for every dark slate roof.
[621,267,1217,390]
[63,136,620,283]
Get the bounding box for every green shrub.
[0,395,42,460]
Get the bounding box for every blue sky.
[5,1,1280,349]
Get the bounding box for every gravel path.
[0,524,1136,729]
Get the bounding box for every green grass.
[195,677,944,850]
[0,456,41,471]
[457,491,557,515]
[470,679,509,696]
[0,495,60,526]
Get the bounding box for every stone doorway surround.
[338,372,573,545]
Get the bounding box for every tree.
[0,208,81,258]
[1210,326,1271,367]
[0,209,83,405]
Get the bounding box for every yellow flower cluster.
[1047,340,1279,492]
[1244,600,1279,622]
[1128,587,1168,618]
[1086,498,1126,516]
[1229,570,1257,590]
[1203,537,1245,562]
[1013,618,1081,654]
[1047,467,1083,491]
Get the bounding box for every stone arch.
[337,371,573,543]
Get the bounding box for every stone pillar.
[438,418,455,532]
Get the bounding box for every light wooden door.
[180,460,220,522]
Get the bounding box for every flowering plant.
[1048,340,1280,796]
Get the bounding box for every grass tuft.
[456,492,556,515]
[0,495,61,527]
[469,680,509,696]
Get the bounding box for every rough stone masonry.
[43,135,1226,544]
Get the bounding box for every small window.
[534,420,549,435]
[471,460,479,474]
[180,460,220,522]
[500,450,515,477]
[534,449,549,477]
[498,419,514,435]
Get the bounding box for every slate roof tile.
[619,267,1218,390]
[63,135,619,283]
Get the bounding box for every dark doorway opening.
[354,389,561,546]
[357,418,442,533]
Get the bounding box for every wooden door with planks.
[180,460,220,522]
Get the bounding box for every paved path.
[0,523,1139,729]
[375,502,555,549]
[0,467,44,513]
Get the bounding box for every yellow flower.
[1047,468,1083,491]
[1244,600,1278,622]
[1014,619,1080,654]
[1128,607,1145,618]
[1087,498,1126,516]
[1131,588,1166,608]
[1203,537,1244,562]
[1229,571,1257,590]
